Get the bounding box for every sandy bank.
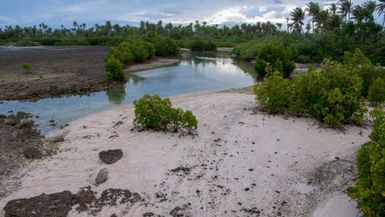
[0,92,369,217]
[125,57,181,73]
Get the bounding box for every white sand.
[0,92,369,217]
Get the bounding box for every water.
[0,54,255,134]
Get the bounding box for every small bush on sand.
[254,67,290,114]
[105,56,124,81]
[254,59,364,127]
[254,43,295,79]
[21,63,32,73]
[133,94,198,133]
[348,109,385,217]
[368,78,385,105]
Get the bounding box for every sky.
[0,0,374,28]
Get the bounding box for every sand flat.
[0,92,369,217]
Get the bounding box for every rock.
[3,191,73,217]
[99,149,123,164]
[95,168,109,185]
[23,147,42,159]
[4,117,16,126]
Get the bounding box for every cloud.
[0,0,372,27]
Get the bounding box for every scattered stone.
[99,149,123,164]
[169,166,191,175]
[170,204,191,217]
[95,168,109,185]
[23,146,42,159]
[3,191,73,217]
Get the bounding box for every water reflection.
[0,54,255,134]
[106,84,126,105]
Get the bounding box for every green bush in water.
[105,56,125,81]
[133,94,198,133]
[348,109,385,217]
[254,43,295,79]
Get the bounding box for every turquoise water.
[0,55,255,134]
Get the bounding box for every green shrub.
[180,110,198,132]
[255,58,365,127]
[133,94,198,133]
[368,78,385,104]
[154,37,180,56]
[143,41,155,58]
[254,68,290,114]
[348,109,385,217]
[117,41,148,63]
[189,39,217,52]
[105,56,125,81]
[21,63,32,73]
[254,43,295,78]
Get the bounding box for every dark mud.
[0,46,111,100]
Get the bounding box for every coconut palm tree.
[339,0,353,21]
[378,0,385,27]
[290,7,306,33]
[306,2,321,32]
[364,0,377,21]
[318,9,331,29]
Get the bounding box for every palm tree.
[352,5,366,23]
[378,0,385,27]
[364,0,377,21]
[306,2,321,32]
[339,0,353,21]
[318,9,331,29]
[290,7,306,33]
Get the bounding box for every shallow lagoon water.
[0,55,255,134]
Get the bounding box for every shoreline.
[0,45,181,101]
[0,91,369,217]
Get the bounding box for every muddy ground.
[0,113,44,200]
[0,46,111,100]
[0,46,181,101]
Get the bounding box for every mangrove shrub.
[133,94,198,133]
[348,109,385,217]
[254,43,295,78]
[105,56,124,81]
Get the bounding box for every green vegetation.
[133,94,198,133]
[105,56,124,81]
[254,50,385,127]
[21,63,32,73]
[254,44,295,78]
[368,78,385,104]
[153,37,180,56]
[348,109,385,217]
[188,39,217,52]
[254,67,290,113]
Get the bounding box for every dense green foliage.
[133,94,198,132]
[368,78,385,104]
[105,39,158,81]
[254,51,385,127]
[254,68,290,113]
[105,56,124,81]
[254,44,295,78]
[188,39,217,52]
[348,109,385,217]
[153,37,180,56]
